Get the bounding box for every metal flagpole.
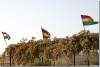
[2,33,7,46]
[83,25,86,31]
[41,27,44,40]
[81,18,86,31]
[4,39,7,46]
[81,15,86,31]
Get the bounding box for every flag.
[32,36,35,40]
[2,32,11,40]
[41,27,50,39]
[81,15,98,26]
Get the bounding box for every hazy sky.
[0,0,99,54]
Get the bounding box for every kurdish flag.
[81,15,98,26]
[41,27,50,39]
[2,32,11,40]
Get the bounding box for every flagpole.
[81,15,86,31]
[41,26,44,39]
[2,34,7,46]
[83,25,86,31]
[4,39,7,46]
[41,26,44,40]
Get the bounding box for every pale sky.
[0,0,99,54]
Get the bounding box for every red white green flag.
[81,15,98,26]
[41,27,50,39]
[2,32,11,40]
